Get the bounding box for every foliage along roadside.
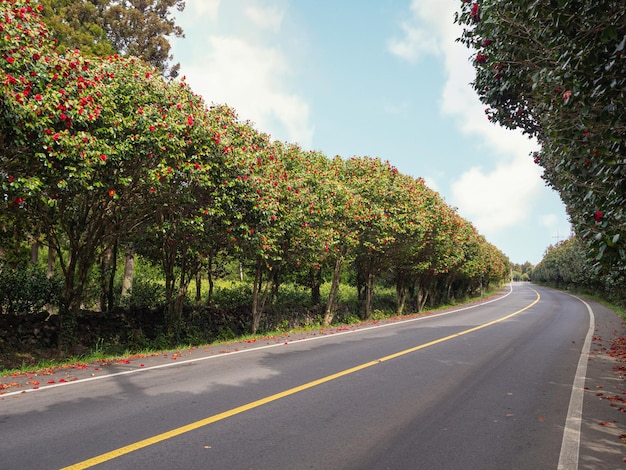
[0,0,510,347]
[0,283,506,378]
[455,0,625,293]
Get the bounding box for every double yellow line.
[63,289,540,469]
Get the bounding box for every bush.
[118,278,166,309]
[0,264,62,315]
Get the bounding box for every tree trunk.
[362,272,376,320]
[323,255,344,326]
[250,260,272,334]
[310,267,321,306]
[30,237,39,264]
[195,266,202,305]
[99,243,116,312]
[396,281,408,316]
[251,261,262,334]
[416,282,429,312]
[120,244,135,298]
[47,243,55,278]
[206,255,214,306]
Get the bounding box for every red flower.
[476,53,487,63]
[99,154,107,162]
[6,56,15,64]
[470,3,479,17]
[34,93,43,101]
[108,189,115,197]
[187,115,194,126]
[594,211,603,222]
[562,90,572,101]
[7,175,14,183]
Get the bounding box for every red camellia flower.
[594,211,603,222]
[99,154,107,162]
[563,90,572,101]
[34,93,43,101]
[476,53,487,63]
[6,56,15,64]
[108,189,115,197]
[8,175,15,183]
[187,115,194,126]
[470,3,479,17]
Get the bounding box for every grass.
[0,283,503,377]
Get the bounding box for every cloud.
[186,0,220,19]
[173,1,314,147]
[389,0,549,236]
[388,24,439,62]
[387,0,456,61]
[244,4,284,32]
[451,155,543,233]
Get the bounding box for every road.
[0,283,618,469]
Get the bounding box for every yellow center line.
[62,289,540,469]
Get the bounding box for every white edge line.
[1,284,515,398]
[557,294,595,470]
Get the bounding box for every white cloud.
[244,4,284,32]
[387,0,456,61]
[388,24,439,62]
[390,0,552,236]
[186,0,220,19]
[180,35,313,147]
[451,154,543,233]
[172,1,313,147]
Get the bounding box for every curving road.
[1,283,622,469]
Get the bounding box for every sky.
[170,0,572,265]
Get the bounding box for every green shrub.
[118,278,166,309]
[0,264,62,315]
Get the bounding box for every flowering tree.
[1,1,195,315]
[456,0,625,282]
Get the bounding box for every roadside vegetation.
[0,1,510,372]
[457,2,625,306]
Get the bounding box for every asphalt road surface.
[2,283,624,469]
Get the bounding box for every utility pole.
[553,231,566,244]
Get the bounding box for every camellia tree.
[1,0,197,320]
[455,1,625,285]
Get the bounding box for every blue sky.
[170,0,572,265]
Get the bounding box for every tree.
[39,0,185,77]
[0,2,193,315]
[455,0,625,283]
[38,0,117,58]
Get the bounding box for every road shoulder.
[578,297,626,469]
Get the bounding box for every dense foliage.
[456,0,625,290]
[38,0,185,76]
[0,0,510,350]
